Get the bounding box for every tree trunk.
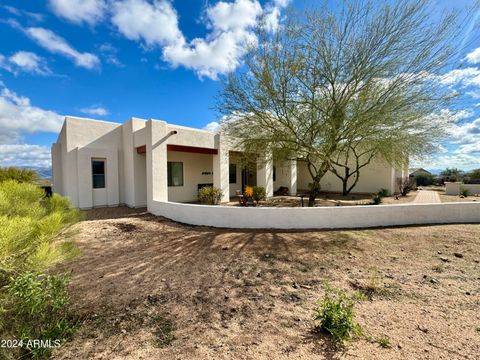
[308,175,321,207]
[342,167,350,195]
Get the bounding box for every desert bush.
[0,181,81,276]
[0,181,80,359]
[460,188,470,197]
[0,167,38,183]
[370,194,382,205]
[397,177,416,196]
[415,174,435,186]
[377,188,390,197]
[252,186,266,205]
[1,272,75,359]
[198,186,223,205]
[314,284,363,343]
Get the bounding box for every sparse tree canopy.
[218,0,469,206]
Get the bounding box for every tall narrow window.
[168,162,184,186]
[273,166,276,182]
[92,159,106,189]
[229,164,237,184]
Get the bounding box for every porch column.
[146,120,168,208]
[213,134,230,202]
[257,152,274,198]
[286,159,297,195]
[390,167,397,195]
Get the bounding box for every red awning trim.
[135,144,218,155]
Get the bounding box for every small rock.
[466,291,471,295]
[161,278,166,282]
[417,325,429,333]
[454,253,464,258]
[437,251,442,255]
[300,284,313,289]
[397,343,403,349]
[222,246,229,250]
[292,282,299,289]
[440,257,449,262]
[474,259,479,263]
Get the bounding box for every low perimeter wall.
[446,182,480,195]
[149,201,480,229]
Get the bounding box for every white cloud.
[24,27,100,69]
[111,0,288,79]
[0,51,51,76]
[263,0,290,32]
[0,144,52,168]
[2,5,44,22]
[465,47,480,64]
[0,83,63,167]
[439,67,480,87]
[80,105,108,116]
[163,0,263,79]
[203,121,221,132]
[98,43,123,67]
[111,0,183,47]
[0,83,63,139]
[49,0,106,25]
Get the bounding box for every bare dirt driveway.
[53,207,480,360]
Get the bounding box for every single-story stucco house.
[51,116,408,209]
[409,168,432,177]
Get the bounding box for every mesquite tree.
[218,0,468,206]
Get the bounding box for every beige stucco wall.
[297,158,396,194]
[167,151,214,202]
[54,116,123,208]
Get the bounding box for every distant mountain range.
[18,166,52,179]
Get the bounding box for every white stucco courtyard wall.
[149,200,480,229]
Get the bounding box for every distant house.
[52,116,408,209]
[409,168,432,177]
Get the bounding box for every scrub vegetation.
[0,176,82,359]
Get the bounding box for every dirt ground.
[53,207,480,360]
[440,194,480,203]
[225,191,416,207]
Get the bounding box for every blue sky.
[0,0,479,172]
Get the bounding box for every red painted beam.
[167,144,218,155]
[136,144,218,155]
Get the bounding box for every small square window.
[229,164,237,184]
[168,162,184,186]
[92,159,106,189]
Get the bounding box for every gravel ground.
[53,207,480,360]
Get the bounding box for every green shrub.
[376,335,392,348]
[1,272,75,359]
[0,167,38,184]
[460,188,469,197]
[0,181,81,277]
[415,174,435,186]
[252,186,266,205]
[377,188,390,197]
[314,284,363,343]
[198,186,223,205]
[370,194,382,205]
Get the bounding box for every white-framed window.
[168,161,184,186]
[92,158,106,189]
